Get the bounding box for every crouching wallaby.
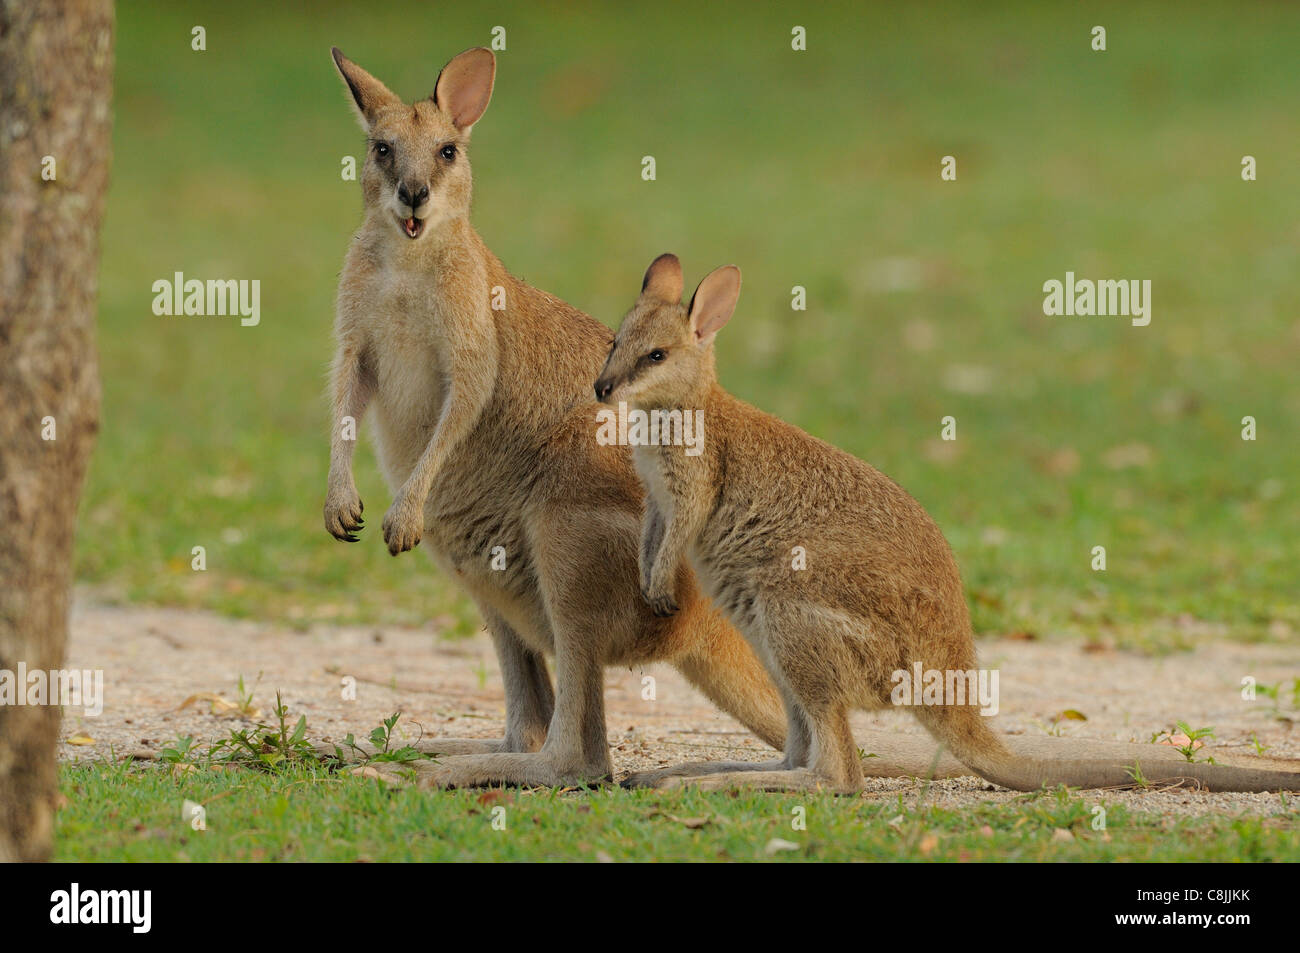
[322,49,791,787]
[596,254,1300,793]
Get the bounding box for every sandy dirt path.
[58,599,1300,818]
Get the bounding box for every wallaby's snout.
[394,179,432,238]
[593,343,620,402]
[397,181,430,213]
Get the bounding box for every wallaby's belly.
[690,535,764,636]
[426,439,551,653]
[367,311,445,491]
[368,348,554,651]
[692,465,969,688]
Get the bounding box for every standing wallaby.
[323,49,791,786]
[596,254,1300,793]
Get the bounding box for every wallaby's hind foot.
[624,672,811,788]
[621,757,794,790]
[415,751,614,789]
[653,767,862,795]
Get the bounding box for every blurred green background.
[82,1,1300,648]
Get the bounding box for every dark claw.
[642,590,678,617]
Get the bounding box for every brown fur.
[323,50,787,786]
[598,254,1300,793]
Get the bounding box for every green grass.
[55,761,1299,862]
[81,0,1300,645]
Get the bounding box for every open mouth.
[399,215,425,239]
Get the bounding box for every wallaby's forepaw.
[323,488,365,542]
[382,497,423,555]
[641,586,678,617]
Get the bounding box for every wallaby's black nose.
[398,183,429,211]
[594,380,613,401]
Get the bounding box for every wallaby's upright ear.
[332,48,400,128]
[641,253,683,303]
[433,48,496,130]
[688,266,742,346]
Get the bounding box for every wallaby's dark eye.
[440,144,457,161]
[374,142,390,158]
[648,349,666,363]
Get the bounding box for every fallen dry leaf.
[177,692,259,718]
[65,733,95,746]
[764,837,800,855]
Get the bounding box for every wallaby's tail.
[914,704,1300,792]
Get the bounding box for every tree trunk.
[0,0,113,862]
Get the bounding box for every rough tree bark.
[0,0,113,862]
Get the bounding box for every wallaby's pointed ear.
[433,47,496,131]
[332,47,400,128]
[688,265,742,346]
[641,253,683,303]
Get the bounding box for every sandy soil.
[58,598,1300,818]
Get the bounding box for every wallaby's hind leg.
[623,666,810,788]
[671,611,789,750]
[365,610,552,759]
[413,622,612,787]
[414,502,632,788]
[485,609,554,752]
[659,704,862,794]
